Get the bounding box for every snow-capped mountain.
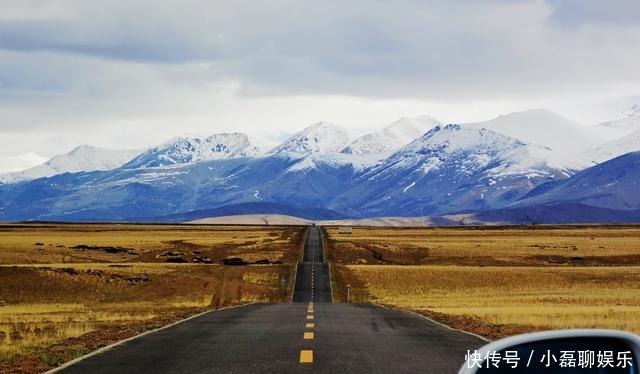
[581,105,640,163]
[0,146,141,184]
[330,124,585,217]
[464,109,610,153]
[390,124,585,176]
[583,128,640,163]
[596,104,640,136]
[342,115,440,156]
[270,122,354,155]
[123,133,260,169]
[0,153,47,174]
[283,152,379,174]
[0,154,356,221]
[1,108,640,224]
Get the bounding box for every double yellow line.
[300,301,315,363]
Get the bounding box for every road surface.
[56,226,486,374]
[292,226,332,303]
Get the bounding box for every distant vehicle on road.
[338,227,352,234]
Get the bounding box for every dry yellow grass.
[325,226,640,266]
[0,224,304,368]
[341,265,640,335]
[0,303,158,361]
[0,263,292,364]
[9,263,192,272]
[326,225,640,339]
[0,224,304,265]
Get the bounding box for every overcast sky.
[0,0,639,158]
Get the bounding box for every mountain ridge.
[123,133,260,169]
[342,115,440,156]
[0,145,141,184]
[0,108,638,224]
[269,121,355,155]
[328,123,583,218]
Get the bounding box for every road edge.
[290,227,309,301]
[373,303,491,343]
[318,227,334,302]
[44,302,257,374]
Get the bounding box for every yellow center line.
[306,322,314,328]
[303,332,314,340]
[307,314,314,320]
[300,350,313,363]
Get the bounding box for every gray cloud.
[0,0,638,158]
[547,0,640,27]
[0,0,638,99]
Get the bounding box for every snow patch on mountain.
[464,109,610,153]
[342,115,440,156]
[285,152,378,174]
[123,133,259,169]
[386,124,581,178]
[0,152,48,174]
[584,128,640,163]
[270,122,354,155]
[596,104,640,137]
[111,169,190,185]
[0,146,141,183]
[403,181,416,193]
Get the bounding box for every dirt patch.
[192,256,213,264]
[222,257,249,266]
[70,245,137,255]
[39,267,151,286]
[527,254,640,266]
[221,257,283,266]
[136,232,301,265]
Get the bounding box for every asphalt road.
[292,226,332,303]
[56,226,486,374]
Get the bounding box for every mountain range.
[0,146,141,184]
[0,152,47,174]
[1,107,639,225]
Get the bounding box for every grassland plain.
[0,224,305,374]
[324,225,640,340]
